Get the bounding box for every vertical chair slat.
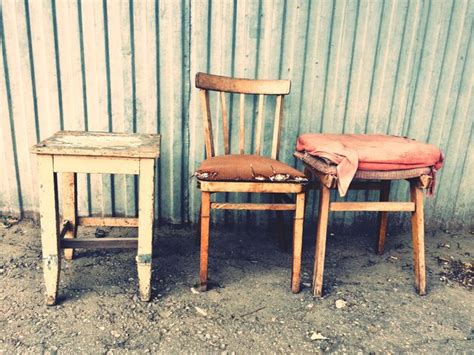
[255,94,265,155]
[220,92,230,155]
[199,89,215,158]
[239,93,245,154]
[271,95,283,159]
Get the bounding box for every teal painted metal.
[0,0,472,229]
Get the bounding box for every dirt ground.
[1,218,472,353]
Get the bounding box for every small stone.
[310,332,328,341]
[110,330,121,338]
[302,282,311,287]
[195,306,208,317]
[190,287,200,294]
[335,299,347,309]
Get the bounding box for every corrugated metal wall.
[1,0,472,229]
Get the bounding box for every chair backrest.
[195,72,291,160]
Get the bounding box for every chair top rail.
[196,72,291,95]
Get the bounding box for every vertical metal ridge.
[0,9,23,216]
[319,0,337,133]
[403,0,431,136]
[23,0,40,142]
[341,0,361,134]
[363,0,386,134]
[155,0,162,221]
[77,0,88,132]
[386,0,411,135]
[425,0,456,140]
[181,0,191,222]
[51,0,63,131]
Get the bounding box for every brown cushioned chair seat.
[195,154,308,183]
[294,151,432,180]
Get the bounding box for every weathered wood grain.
[31,131,161,158]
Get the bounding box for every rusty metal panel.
[0,0,472,229]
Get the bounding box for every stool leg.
[377,180,391,255]
[137,158,155,301]
[61,173,77,260]
[291,192,305,293]
[313,184,330,297]
[199,191,211,292]
[410,180,426,295]
[38,155,61,306]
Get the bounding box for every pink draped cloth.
[296,133,444,196]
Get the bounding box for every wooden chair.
[295,150,437,297]
[194,73,307,293]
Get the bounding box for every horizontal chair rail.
[77,217,139,227]
[211,202,296,211]
[330,202,415,212]
[60,238,138,249]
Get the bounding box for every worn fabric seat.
[294,151,433,186]
[195,154,308,183]
[296,133,444,196]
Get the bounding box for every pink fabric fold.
[296,133,444,196]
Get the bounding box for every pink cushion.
[296,134,444,196]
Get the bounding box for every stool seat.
[31,130,160,158]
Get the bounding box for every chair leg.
[410,180,426,295]
[313,184,331,297]
[38,155,61,306]
[377,180,391,255]
[291,192,305,293]
[137,159,155,302]
[61,173,77,260]
[199,191,211,292]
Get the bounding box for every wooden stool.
[31,131,160,305]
